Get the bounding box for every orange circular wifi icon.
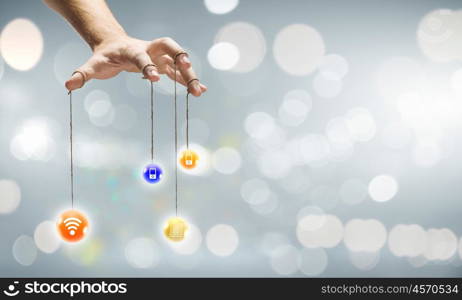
[56,209,89,243]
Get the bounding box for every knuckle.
[157,37,174,45]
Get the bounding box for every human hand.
[65,36,207,96]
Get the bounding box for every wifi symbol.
[63,217,82,236]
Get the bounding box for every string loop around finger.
[141,63,158,79]
[71,70,86,89]
[174,50,188,64]
[187,78,199,93]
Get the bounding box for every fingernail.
[181,55,190,64]
[193,82,201,93]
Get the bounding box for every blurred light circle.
[126,73,150,98]
[113,104,137,132]
[396,92,436,130]
[283,137,303,165]
[260,232,290,257]
[451,69,462,95]
[84,90,109,110]
[253,125,287,150]
[280,90,312,127]
[459,238,462,260]
[297,214,343,248]
[181,118,210,145]
[280,168,311,194]
[278,97,310,127]
[274,24,325,76]
[257,149,292,179]
[417,9,462,62]
[207,42,240,70]
[346,108,376,142]
[284,89,312,104]
[168,223,202,255]
[65,238,104,266]
[125,237,160,268]
[84,90,114,127]
[340,178,367,205]
[408,255,428,268]
[368,174,398,202]
[34,221,61,254]
[297,206,325,224]
[0,57,4,80]
[328,139,354,162]
[54,42,90,84]
[319,54,349,80]
[343,219,387,252]
[349,250,380,271]
[10,118,56,161]
[204,0,238,14]
[249,192,279,215]
[0,179,21,214]
[167,253,202,270]
[388,224,427,258]
[298,248,328,276]
[206,224,239,256]
[13,235,37,266]
[382,121,412,149]
[0,19,43,71]
[89,99,112,118]
[313,73,343,98]
[326,117,352,145]
[215,22,266,72]
[412,141,442,167]
[244,112,275,140]
[299,134,330,167]
[376,57,423,100]
[240,178,270,205]
[310,185,340,211]
[212,147,241,174]
[424,228,458,261]
[270,245,300,275]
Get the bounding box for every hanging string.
[150,81,154,162]
[68,90,74,209]
[186,91,190,149]
[174,60,179,216]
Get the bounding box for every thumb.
[65,72,86,91]
[65,60,95,91]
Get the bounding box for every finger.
[149,37,191,70]
[156,55,202,90]
[164,65,187,85]
[149,37,205,96]
[199,83,208,93]
[181,67,203,96]
[65,59,95,91]
[65,72,85,91]
[129,51,160,82]
[153,54,174,74]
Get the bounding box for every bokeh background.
[1,0,462,277]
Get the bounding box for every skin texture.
[44,0,207,96]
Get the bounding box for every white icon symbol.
[149,168,157,180]
[64,217,82,236]
[3,281,19,297]
[185,154,193,165]
[169,223,184,239]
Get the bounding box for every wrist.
[91,28,128,51]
